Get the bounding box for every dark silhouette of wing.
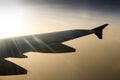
[0,59,27,75]
[4,24,108,55]
[0,24,108,76]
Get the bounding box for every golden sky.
[0,0,120,80]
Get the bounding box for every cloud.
[20,0,120,8]
[20,0,120,13]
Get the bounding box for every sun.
[0,12,23,39]
[0,4,26,39]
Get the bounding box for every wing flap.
[0,59,27,75]
[32,43,76,53]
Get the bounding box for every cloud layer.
[21,0,120,12]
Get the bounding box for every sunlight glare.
[0,3,26,39]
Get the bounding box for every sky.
[0,0,120,80]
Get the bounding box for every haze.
[0,0,120,80]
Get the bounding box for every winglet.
[92,24,108,39]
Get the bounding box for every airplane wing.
[5,24,107,55]
[0,24,108,75]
